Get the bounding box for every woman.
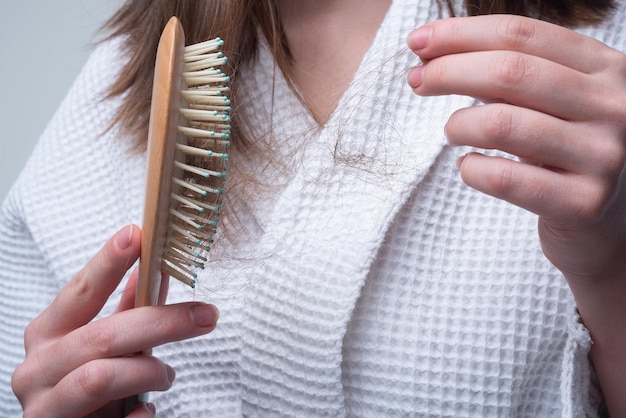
[1,0,625,416]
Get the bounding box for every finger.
[408,15,613,74]
[445,103,601,174]
[457,153,607,221]
[127,402,157,418]
[41,356,174,418]
[30,225,142,342]
[409,50,595,121]
[115,268,140,313]
[41,302,218,383]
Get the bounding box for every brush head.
[137,17,231,307]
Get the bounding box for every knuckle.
[599,92,626,122]
[446,18,466,46]
[569,180,612,222]
[595,53,626,120]
[76,361,115,399]
[483,106,515,143]
[152,310,180,337]
[485,160,517,197]
[499,16,536,51]
[11,363,32,398]
[23,320,41,349]
[603,47,626,77]
[68,267,92,303]
[85,320,116,358]
[491,53,533,89]
[598,142,626,177]
[11,361,52,408]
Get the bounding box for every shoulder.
[13,35,146,285]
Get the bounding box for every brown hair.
[102,0,616,154]
[445,0,616,26]
[99,0,617,250]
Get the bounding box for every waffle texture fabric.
[2,0,625,416]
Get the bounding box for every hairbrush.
[136,16,231,308]
[125,15,230,412]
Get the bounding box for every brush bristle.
[161,37,230,288]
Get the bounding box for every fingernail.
[408,27,431,51]
[116,225,133,250]
[408,65,424,88]
[146,402,157,414]
[456,155,466,169]
[166,364,176,384]
[190,304,219,328]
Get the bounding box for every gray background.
[0,1,123,202]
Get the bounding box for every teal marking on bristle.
[216,52,223,58]
[224,98,230,104]
[212,110,219,116]
[198,207,205,213]
[222,58,228,64]
[224,141,231,147]
[190,281,196,289]
[207,151,213,156]
[224,76,231,82]
[195,239,202,244]
[201,191,208,196]
[223,115,231,121]
[196,225,202,230]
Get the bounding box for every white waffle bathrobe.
[2,0,626,416]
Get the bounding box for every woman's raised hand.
[11,225,219,418]
[408,14,626,415]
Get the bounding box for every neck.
[276,0,392,124]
